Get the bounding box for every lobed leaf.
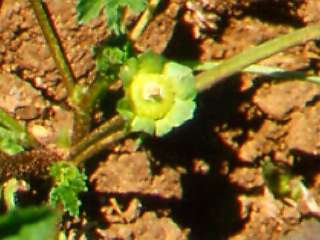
[76,0,147,35]
[49,162,87,216]
[76,0,104,23]
[94,37,132,74]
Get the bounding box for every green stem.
[29,0,75,97]
[129,0,161,41]
[194,61,320,84]
[79,75,109,114]
[29,0,94,142]
[69,115,125,160]
[195,24,320,91]
[72,130,127,166]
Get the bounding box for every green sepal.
[137,52,165,74]
[156,99,196,136]
[116,98,134,120]
[163,62,197,99]
[131,116,155,135]
[119,58,139,87]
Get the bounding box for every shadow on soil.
[290,149,320,186]
[144,76,259,239]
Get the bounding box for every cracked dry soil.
[2,0,320,239]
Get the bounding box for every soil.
[1,0,320,239]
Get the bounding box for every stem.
[72,130,127,166]
[69,115,125,159]
[195,24,320,91]
[129,0,161,41]
[194,61,320,85]
[79,75,109,114]
[29,0,75,97]
[29,0,92,143]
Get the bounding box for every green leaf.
[105,0,147,34]
[0,127,25,155]
[49,162,87,217]
[94,37,133,82]
[104,0,122,34]
[76,0,147,34]
[76,0,104,23]
[96,46,124,72]
[49,187,80,218]
[0,109,29,155]
[0,206,60,240]
[123,0,146,12]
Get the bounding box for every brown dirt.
[1,0,320,239]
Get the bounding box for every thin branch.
[29,0,75,97]
[69,115,125,159]
[194,61,320,85]
[72,130,127,166]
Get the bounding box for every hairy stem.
[79,75,109,114]
[29,0,75,97]
[195,24,320,91]
[69,115,125,160]
[29,0,94,142]
[72,130,127,166]
[194,61,320,84]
